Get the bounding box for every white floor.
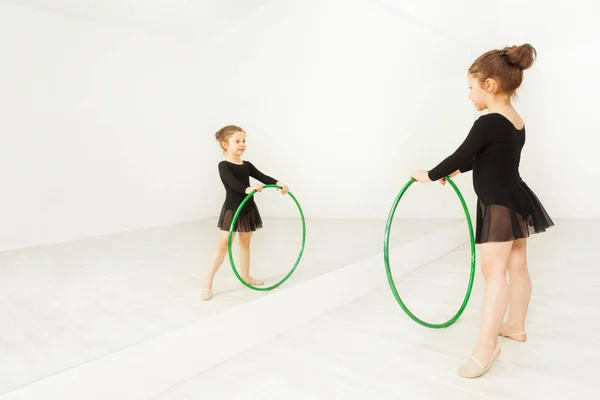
[2,218,598,399]
[0,217,458,397]
[154,219,600,400]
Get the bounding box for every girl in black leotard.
[410,44,553,379]
[201,125,289,301]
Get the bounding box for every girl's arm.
[427,118,491,181]
[248,162,278,185]
[459,158,474,173]
[218,162,249,194]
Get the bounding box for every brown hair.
[468,43,537,98]
[215,125,244,151]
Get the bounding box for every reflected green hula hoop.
[383,176,476,329]
[228,184,306,291]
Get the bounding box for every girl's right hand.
[245,185,264,194]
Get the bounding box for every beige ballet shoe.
[201,288,213,301]
[245,277,264,286]
[499,330,527,342]
[457,345,501,379]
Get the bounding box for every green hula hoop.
[383,176,476,329]
[228,184,306,291]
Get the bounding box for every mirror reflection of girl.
[201,125,289,301]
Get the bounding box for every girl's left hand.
[277,182,290,195]
[409,169,432,183]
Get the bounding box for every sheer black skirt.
[476,180,554,244]
[217,202,263,233]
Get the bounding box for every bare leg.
[458,240,512,377]
[202,231,234,300]
[238,232,263,285]
[499,238,530,341]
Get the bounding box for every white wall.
[199,0,474,220]
[3,0,270,43]
[0,2,222,251]
[0,0,485,252]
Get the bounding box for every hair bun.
[504,44,537,70]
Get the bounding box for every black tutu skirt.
[476,179,554,244]
[217,202,263,233]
